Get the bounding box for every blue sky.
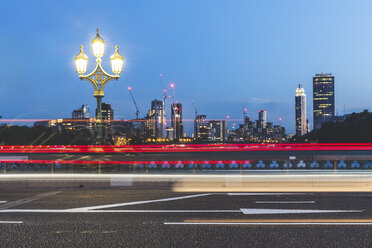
[1,0,372,134]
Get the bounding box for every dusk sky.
[1,0,372,134]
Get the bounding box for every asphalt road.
[1,188,372,247]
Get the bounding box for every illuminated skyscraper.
[194,115,209,140]
[295,84,307,136]
[99,103,114,122]
[313,73,335,129]
[257,110,267,129]
[171,103,183,140]
[147,99,165,139]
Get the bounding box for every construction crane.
[192,100,198,117]
[163,89,167,103]
[127,86,140,119]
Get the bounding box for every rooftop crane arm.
[128,87,140,119]
[192,101,198,117]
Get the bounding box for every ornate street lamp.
[75,28,124,144]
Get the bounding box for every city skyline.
[2,0,372,134]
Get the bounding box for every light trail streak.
[0,143,370,154]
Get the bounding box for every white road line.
[84,210,241,213]
[240,208,363,215]
[0,208,363,214]
[1,209,69,213]
[0,209,240,213]
[228,193,312,196]
[68,193,212,212]
[0,201,7,204]
[0,221,23,224]
[0,191,61,210]
[164,222,372,226]
[255,201,315,204]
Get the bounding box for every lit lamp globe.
[75,45,88,74]
[92,28,105,58]
[110,45,124,75]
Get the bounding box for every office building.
[99,103,114,122]
[166,127,174,140]
[209,120,227,142]
[72,104,91,119]
[194,115,209,140]
[313,73,335,129]
[257,110,267,128]
[171,103,183,140]
[147,99,165,139]
[295,84,307,136]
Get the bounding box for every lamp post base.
[95,95,103,145]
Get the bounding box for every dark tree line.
[0,126,93,145]
[293,110,372,143]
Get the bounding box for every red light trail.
[0,143,370,154]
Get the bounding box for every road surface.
[1,188,372,247]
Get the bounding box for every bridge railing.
[0,159,370,174]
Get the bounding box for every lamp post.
[75,28,124,144]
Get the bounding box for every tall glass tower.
[171,103,183,140]
[295,84,307,136]
[148,99,165,139]
[313,73,335,130]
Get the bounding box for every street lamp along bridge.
[74,28,124,144]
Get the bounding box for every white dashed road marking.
[228,193,313,196]
[0,221,23,224]
[164,222,372,226]
[255,201,315,204]
[240,208,362,214]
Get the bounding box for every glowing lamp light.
[92,28,105,58]
[128,86,132,90]
[110,45,124,75]
[170,83,174,88]
[75,45,88,74]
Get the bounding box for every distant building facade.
[99,103,114,122]
[194,115,209,140]
[72,104,90,119]
[35,104,93,132]
[295,84,307,136]
[171,103,183,140]
[313,73,335,129]
[230,110,287,143]
[209,120,227,142]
